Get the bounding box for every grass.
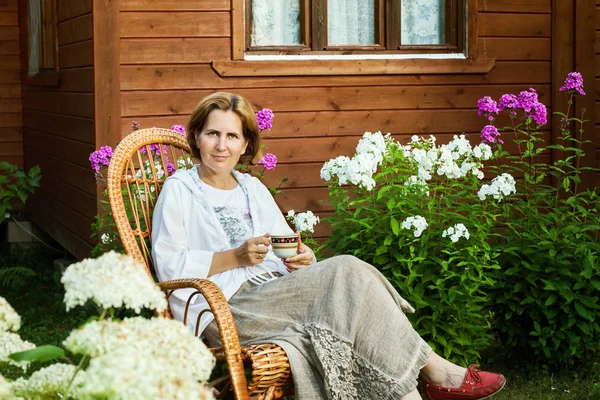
[0,244,598,399]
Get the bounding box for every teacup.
[270,234,299,259]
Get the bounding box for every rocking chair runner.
[106,128,292,400]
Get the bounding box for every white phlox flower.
[64,317,215,382]
[0,331,35,370]
[61,251,168,313]
[0,297,21,332]
[0,374,11,399]
[136,160,165,180]
[472,143,493,161]
[287,209,295,218]
[288,210,320,233]
[478,173,517,201]
[401,215,428,238]
[79,346,215,400]
[320,156,351,183]
[177,156,194,170]
[442,223,470,243]
[11,363,84,399]
[445,134,472,156]
[100,233,112,244]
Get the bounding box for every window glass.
[401,0,446,45]
[327,0,375,45]
[251,0,301,46]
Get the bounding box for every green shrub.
[321,132,505,366]
[0,162,41,219]
[486,80,600,366]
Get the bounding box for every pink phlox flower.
[480,125,504,145]
[477,96,499,118]
[139,143,167,157]
[559,72,585,95]
[517,88,539,113]
[527,102,547,126]
[170,124,186,135]
[166,162,176,175]
[89,146,114,173]
[132,121,140,131]
[498,94,519,112]
[258,153,278,170]
[256,109,274,131]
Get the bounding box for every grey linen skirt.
[204,255,432,400]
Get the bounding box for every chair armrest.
[157,278,250,400]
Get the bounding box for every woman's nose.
[216,135,227,149]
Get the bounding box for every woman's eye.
[228,133,239,139]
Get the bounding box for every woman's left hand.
[283,233,314,272]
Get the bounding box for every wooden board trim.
[212,58,496,77]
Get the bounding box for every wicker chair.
[106,128,292,400]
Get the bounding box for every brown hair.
[186,92,260,165]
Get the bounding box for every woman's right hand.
[234,234,270,266]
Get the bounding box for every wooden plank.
[552,2,574,184]
[0,127,21,141]
[0,11,17,25]
[0,83,22,97]
[121,109,511,139]
[0,40,19,54]
[58,14,92,45]
[57,0,91,22]
[59,40,93,68]
[0,0,18,12]
[0,141,22,155]
[479,0,551,13]
[0,97,22,112]
[0,112,22,127]
[478,13,551,37]
[120,0,230,10]
[120,38,230,64]
[0,68,19,82]
[23,109,94,143]
[23,127,94,168]
[94,0,122,149]
[596,31,600,53]
[121,85,551,116]
[24,145,97,196]
[23,91,94,118]
[231,0,243,59]
[0,55,20,68]
[120,61,551,91]
[120,12,230,38]
[574,0,596,189]
[59,66,94,92]
[0,155,22,165]
[274,187,330,212]
[213,58,497,77]
[481,37,550,60]
[0,26,18,40]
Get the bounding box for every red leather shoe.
[423,365,506,400]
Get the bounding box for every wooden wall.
[18,0,95,258]
[118,0,557,240]
[0,0,23,168]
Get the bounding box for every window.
[245,0,464,55]
[27,0,58,83]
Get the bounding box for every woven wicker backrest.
[106,128,195,278]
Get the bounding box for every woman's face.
[196,109,248,176]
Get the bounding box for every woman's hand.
[234,234,270,266]
[283,233,314,272]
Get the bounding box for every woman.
[151,92,505,400]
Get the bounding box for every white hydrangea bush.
[0,296,21,332]
[11,363,85,399]
[0,331,36,370]
[61,250,168,313]
[0,374,11,400]
[64,317,215,382]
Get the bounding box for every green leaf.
[390,218,399,236]
[534,321,541,333]
[545,295,557,306]
[9,345,65,363]
[574,302,592,321]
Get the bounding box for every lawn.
[0,243,597,399]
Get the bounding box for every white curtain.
[27,0,41,76]
[328,0,375,45]
[251,0,301,46]
[401,0,445,45]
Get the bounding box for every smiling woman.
[149,92,506,400]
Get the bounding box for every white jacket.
[151,166,294,335]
